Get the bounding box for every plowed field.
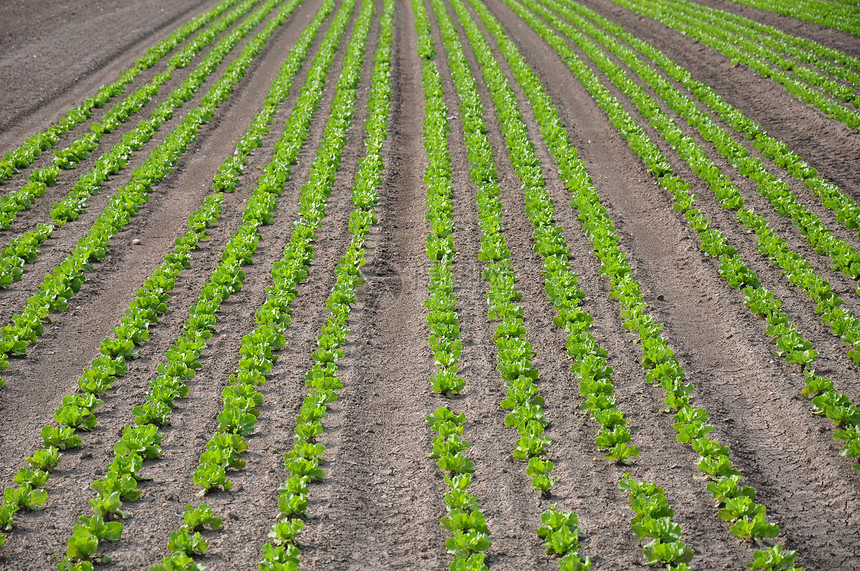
[0,0,858,569]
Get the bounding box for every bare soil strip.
[0,0,218,147]
[297,2,450,567]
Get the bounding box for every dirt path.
[297,2,450,567]
[0,0,218,148]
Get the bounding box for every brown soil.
[0,0,858,569]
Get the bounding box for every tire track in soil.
[0,0,218,148]
[482,0,860,567]
[295,2,447,567]
[462,0,751,567]
[0,1,278,327]
[580,0,860,198]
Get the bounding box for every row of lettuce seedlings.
[153,1,371,565]
[620,0,860,108]
[190,0,372,502]
[0,0,244,184]
[650,0,860,76]
[687,0,860,41]
[256,2,393,566]
[654,0,860,90]
[58,0,360,567]
[474,0,813,565]
[149,0,390,566]
[551,0,860,304]
[0,191,220,555]
[413,0,490,568]
[0,0,301,387]
[487,0,810,566]
[654,0,859,108]
[0,0,340,560]
[521,0,860,469]
[608,0,860,130]
[0,0,264,231]
[141,0,392,567]
[0,0,279,289]
[554,0,860,260]
[440,0,696,566]
[428,0,598,567]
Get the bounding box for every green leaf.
[193,462,231,493]
[183,503,222,531]
[13,468,49,488]
[79,515,122,542]
[267,518,304,546]
[449,552,489,571]
[436,452,476,475]
[41,425,82,450]
[66,525,99,561]
[89,491,131,519]
[748,545,800,570]
[729,513,780,541]
[284,457,325,482]
[444,529,491,558]
[605,442,640,465]
[167,529,208,556]
[643,539,693,566]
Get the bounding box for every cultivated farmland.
[0,0,858,569]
